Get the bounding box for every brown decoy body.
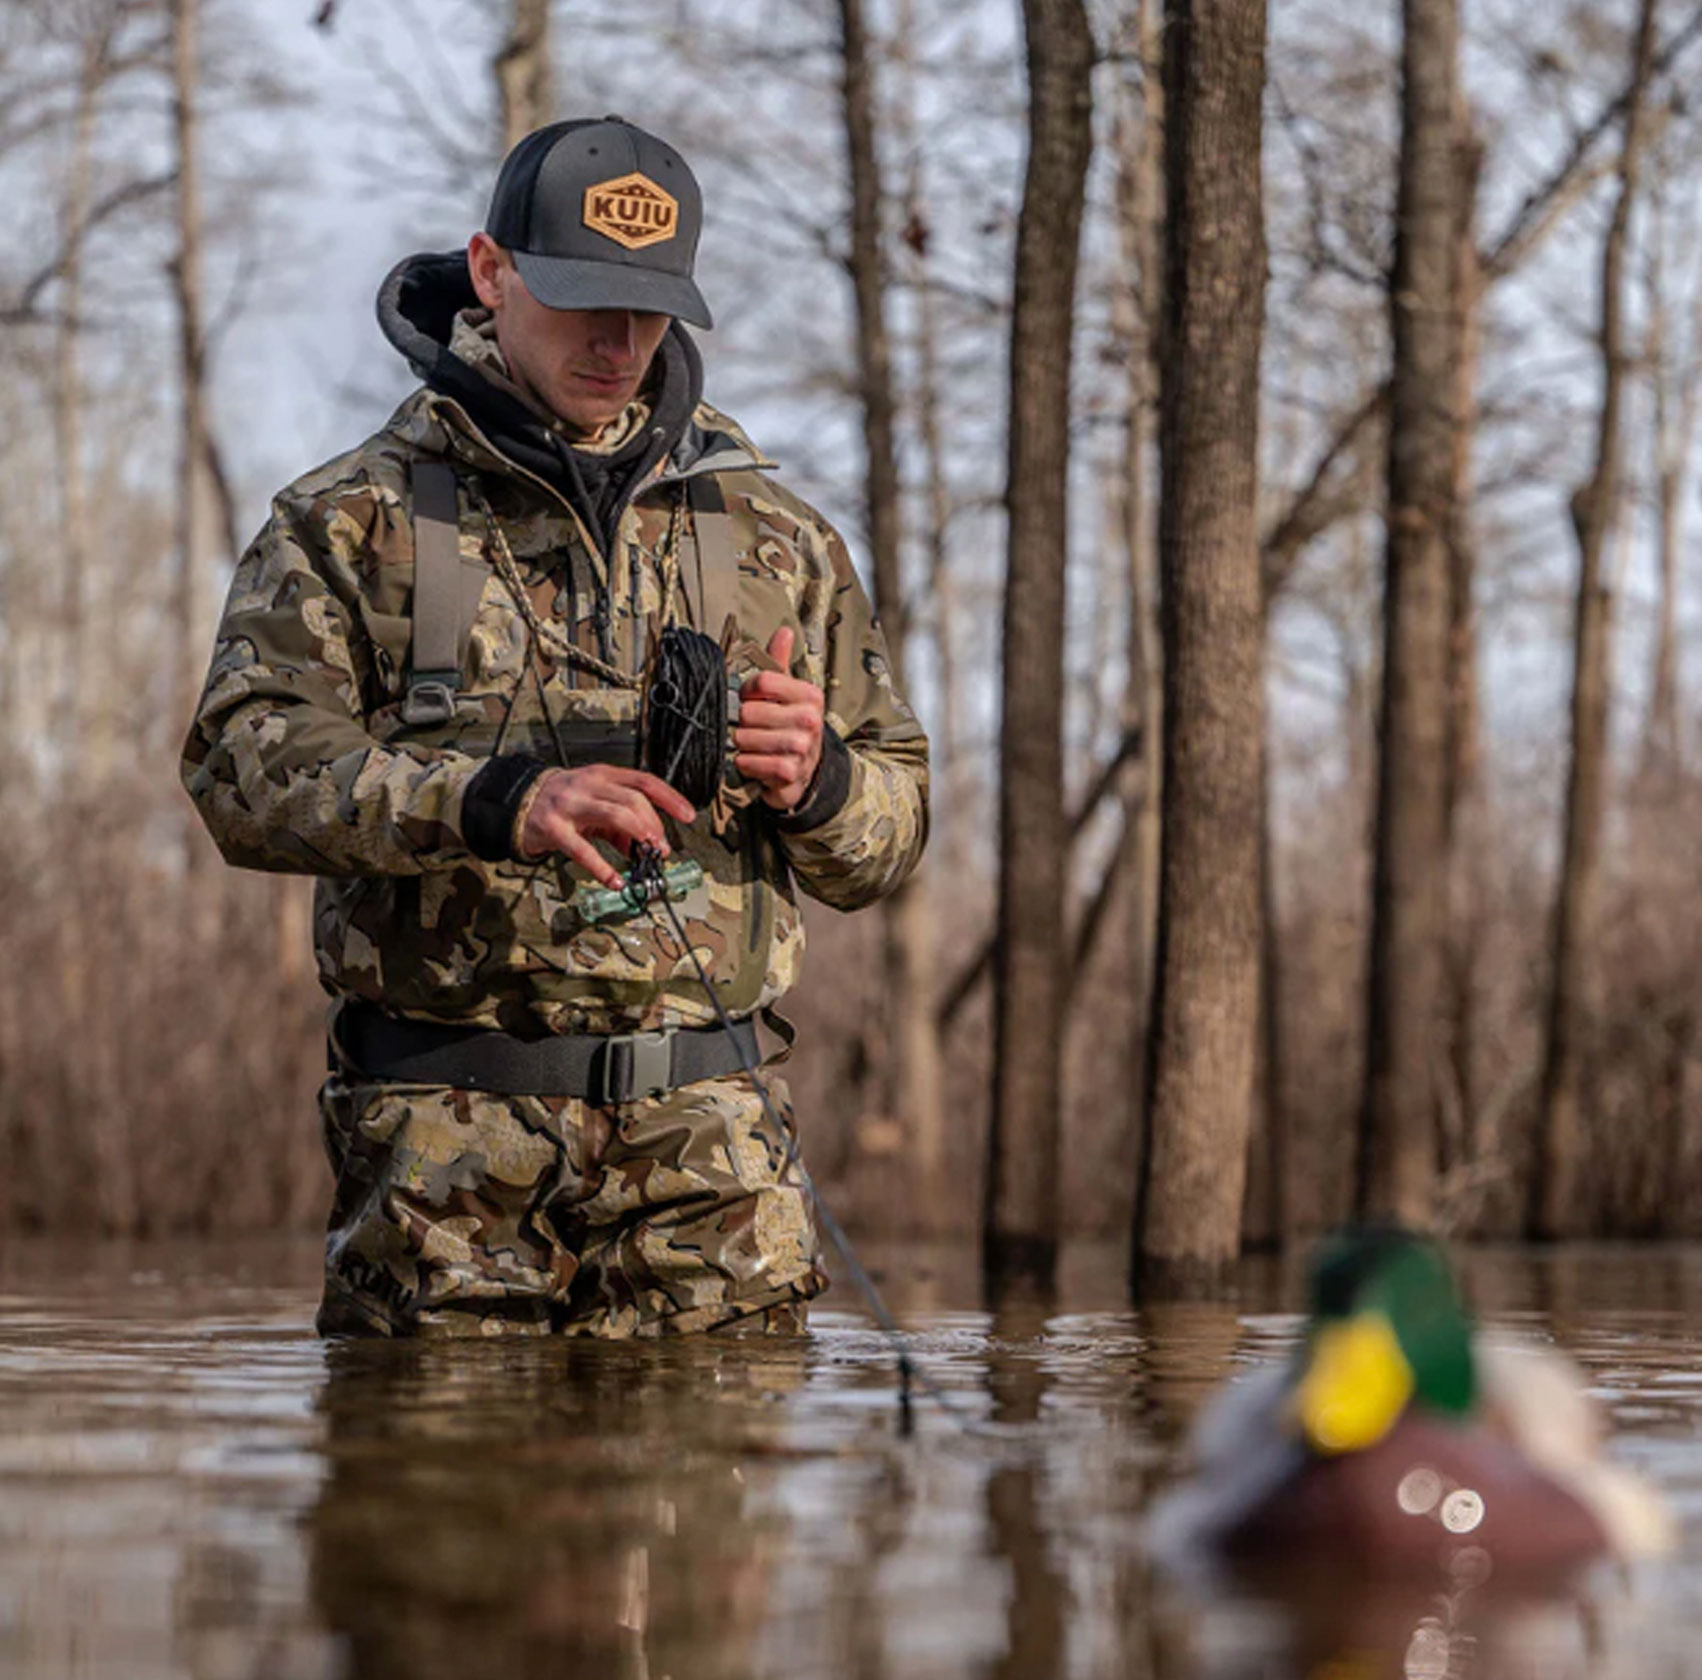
[1149,1230,1673,1587]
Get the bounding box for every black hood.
[375,249,704,550]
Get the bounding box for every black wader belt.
[337,1000,758,1104]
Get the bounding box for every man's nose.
[588,311,638,361]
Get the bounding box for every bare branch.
[936,724,1141,1031]
[1482,0,1702,279]
[1,170,177,324]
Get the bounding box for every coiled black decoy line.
[627,842,983,1439]
[643,626,728,810]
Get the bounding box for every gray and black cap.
[485,116,712,329]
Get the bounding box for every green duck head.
[1292,1228,1478,1455]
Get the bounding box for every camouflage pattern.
[317,1065,825,1337]
[183,308,925,1336]
[181,318,929,1037]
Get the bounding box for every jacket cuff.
[462,753,550,861]
[768,724,852,834]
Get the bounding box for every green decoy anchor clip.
[574,858,705,926]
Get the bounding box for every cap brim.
[513,251,713,329]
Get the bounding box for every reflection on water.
[0,1240,1698,1679]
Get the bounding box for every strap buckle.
[401,672,461,726]
[594,1029,674,1105]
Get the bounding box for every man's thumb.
[766,626,795,672]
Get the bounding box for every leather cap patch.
[583,173,679,250]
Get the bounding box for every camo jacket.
[181,384,929,1036]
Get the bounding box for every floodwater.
[1,1240,1700,1680]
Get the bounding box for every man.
[182,117,928,1337]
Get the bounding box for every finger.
[559,830,624,888]
[736,698,819,731]
[580,793,670,855]
[734,727,814,760]
[741,669,820,707]
[602,767,698,825]
[766,625,795,673]
[735,752,808,786]
[609,785,675,851]
[531,806,623,877]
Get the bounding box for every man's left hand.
[735,626,825,811]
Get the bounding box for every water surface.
[1,1240,1699,1679]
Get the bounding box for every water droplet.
[1397,1465,1443,1514]
[1441,1487,1485,1533]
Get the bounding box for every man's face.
[468,233,670,436]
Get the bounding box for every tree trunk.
[1640,197,1701,783]
[1441,123,1484,1176]
[1357,0,1461,1228]
[50,10,115,1155]
[494,0,553,154]
[1134,0,1267,1290]
[55,20,109,760]
[1065,0,1165,1243]
[170,0,213,717]
[1243,741,1287,1249]
[893,0,963,858]
[837,0,946,1229]
[1531,0,1660,1241]
[1120,0,1165,1144]
[985,0,1096,1292]
[913,255,962,836]
[1646,437,1682,777]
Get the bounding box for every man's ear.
[467,232,507,311]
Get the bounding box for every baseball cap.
[485,116,713,329]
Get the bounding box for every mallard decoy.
[1149,1228,1673,1584]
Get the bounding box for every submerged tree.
[835,0,947,1220]
[1532,0,1662,1241]
[1135,0,1268,1286]
[1356,0,1463,1227]
[985,0,1096,1290]
[170,0,214,704]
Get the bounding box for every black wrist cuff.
[463,754,550,861]
[769,725,852,834]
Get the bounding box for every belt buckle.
[598,1029,674,1105]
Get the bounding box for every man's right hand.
[517,765,696,887]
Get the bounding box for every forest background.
[2,0,1699,1276]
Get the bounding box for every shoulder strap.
[684,475,747,643]
[404,460,482,725]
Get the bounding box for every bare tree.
[985,0,1096,1290]
[1531,0,1662,1241]
[1066,0,1166,1241]
[836,0,947,1219]
[51,6,118,757]
[494,0,553,152]
[170,0,214,705]
[1115,0,1164,1138]
[893,0,963,844]
[1356,0,1462,1227]
[1135,0,1268,1286]
[1640,167,1702,781]
[1438,115,1485,1175]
